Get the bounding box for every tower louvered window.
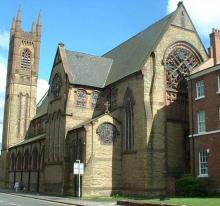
[21,48,31,69]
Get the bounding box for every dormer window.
[21,48,31,69]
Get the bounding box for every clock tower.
[2,8,42,150]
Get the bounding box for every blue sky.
[0,0,170,81]
[0,0,219,145]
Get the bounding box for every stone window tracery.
[21,48,31,69]
[96,123,117,144]
[51,73,62,97]
[76,89,87,107]
[165,43,201,93]
[165,43,202,121]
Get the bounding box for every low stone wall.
[117,200,181,206]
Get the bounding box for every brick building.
[188,29,220,192]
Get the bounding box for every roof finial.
[36,10,42,35]
[11,17,16,30]
[31,21,36,33]
[16,6,22,22]
[177,1,183,7]
[37,10,42,26]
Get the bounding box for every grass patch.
[144,197,220,206]
[83,195,220,206]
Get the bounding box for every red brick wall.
[189,70,220,134]
[189,68,220,192]
[193,134,220,190]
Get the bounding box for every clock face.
[51,74,62,97]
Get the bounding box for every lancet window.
[124,89,134,151]
[76,89,87,107]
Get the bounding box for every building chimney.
[210,28,220,64]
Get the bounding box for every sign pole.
[77,160,81,198]
[74,160,84,198]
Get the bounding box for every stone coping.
[117,200,181,206]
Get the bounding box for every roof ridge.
[65,49,112,61]
[103,11,175,57]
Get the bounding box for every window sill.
[198,174,208,178]
[122,150,137,155]
[195,96,205,100]
[217,91,220,94]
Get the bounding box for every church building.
[0,2,210,196]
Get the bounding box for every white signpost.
[73,160,84,198]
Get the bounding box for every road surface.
[0,192,71,206]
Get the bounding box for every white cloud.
[0,30,9,50]
[37,78,49,103]
[167,0,220,37]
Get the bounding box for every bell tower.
[2,8,42,150]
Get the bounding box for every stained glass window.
[76,89,87,107]
[91,91,101,108]
[51,74,62,97]
[165,44,201,92]
[96,123,117,144]
[21,48,31,69]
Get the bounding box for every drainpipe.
[189,77,195,176]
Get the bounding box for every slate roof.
[103,12,175,86]
[65,50,113,88]
[34,92,48,120]
[8,133,45,149]
[64,10,176,88]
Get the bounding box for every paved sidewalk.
[0,188,119,206]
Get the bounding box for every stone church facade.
[0,3,209,196]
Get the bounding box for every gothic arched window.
[76,89,87,107]
[165,42,202,121]
[23,149,29,171]
[21,48,31,70]
[51,73,62,97]
[91,91,102,108]
[32,147,38,170]
[10,152,15,171]
[16,151,22,171]
[165,42,201,93]
[124,89,134,151]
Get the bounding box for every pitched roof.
[8,133,45,149]
[34,92,48,119]
[61,9,177,88]
[102,11,175,86]
[65,50,113,88]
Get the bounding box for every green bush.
[175,174,209,197]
